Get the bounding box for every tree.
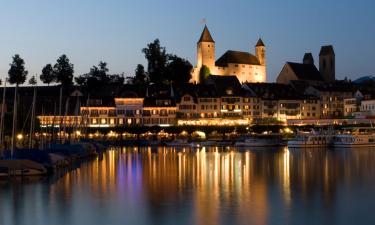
[75,62,124,92]
[74,76,86,86]
[8,54,28,151]
[199,65,210,83]
[166,55,192,84]
[142,39,168,84]
[108,73,125,86]
[8,54,28,85]
[40,64,55,85]
[54,54,74,87]
[133,64,147,85]
[28,76,37,85]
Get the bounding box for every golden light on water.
[42,147,375,225]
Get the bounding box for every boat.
[0,160,47,177]
[288,130,335,148]
[235,134,286,147]
[198,140,217,146]
[166,139,198,148]
[333,127,375,148]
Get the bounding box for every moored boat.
[166,139,198,148]
[333,127,375,148]
[288,130,335,148]
[235,134,286,147]
[0,160,47,177]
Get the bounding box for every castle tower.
[303,53,314,65]
[197,25,215,69]
[255,38,266,66]
[319,45,335,82]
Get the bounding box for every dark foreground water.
[1,147,375,225]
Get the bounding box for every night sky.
[0,0,374,83]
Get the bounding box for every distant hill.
[353,76,375,84]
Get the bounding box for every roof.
[319,45,335,56]
[216,50,260,67]
[198,25,215,43]
[245,82,312,100]
[287,62,323,81]
[255,38,265,47]
[206,75,243,96]
[312,81,355,93]
[143,97,176,107]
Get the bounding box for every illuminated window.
[92,119,97,124]
[101,118,106,124]
[127,119,132,125]
[119,118,123,125]
[110,118,115,125]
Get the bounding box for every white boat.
[333,128,375,148]
[166,139,197,148]
[0,160,48,177]
[235,134,285,147]
[288,131,335,148]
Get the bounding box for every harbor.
[1,146,375,225]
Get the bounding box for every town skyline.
[0,0,374,83]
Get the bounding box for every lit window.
[101,119,106,124]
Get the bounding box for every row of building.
[37,75,375,128]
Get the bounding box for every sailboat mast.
[28,84,37,149]
[11,84,18,155]
[0,79,7,149]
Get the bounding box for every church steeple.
[255,38,266,66]
[196,25,216,70]
[198,25,215,43]
[255,38,265,47]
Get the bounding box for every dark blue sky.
[0,0,374,83]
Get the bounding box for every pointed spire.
[255,38,265,47]
[198,25,215,43]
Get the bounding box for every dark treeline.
[3,38,192,92]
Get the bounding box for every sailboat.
[0,78,48,177]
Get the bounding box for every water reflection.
[1,147,375,225]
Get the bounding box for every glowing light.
[17,134,23,140]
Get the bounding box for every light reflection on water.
[1,147,375,225]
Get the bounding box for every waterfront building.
[305,82,354,119]
[190,26,266,84]
[80,106,117,128]
[196,85,221,119]
[142,85,177,127]
[206,75,244,118]
[244,83,321,122]
[360,99,375,118]
[115,94,144,126]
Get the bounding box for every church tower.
[197,25,215,69]
[319,45,335,82]
[255,38,266,66]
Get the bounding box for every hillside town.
[33,26,375,129]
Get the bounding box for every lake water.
[1,146,375,225]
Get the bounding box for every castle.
[191,25,267,83]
